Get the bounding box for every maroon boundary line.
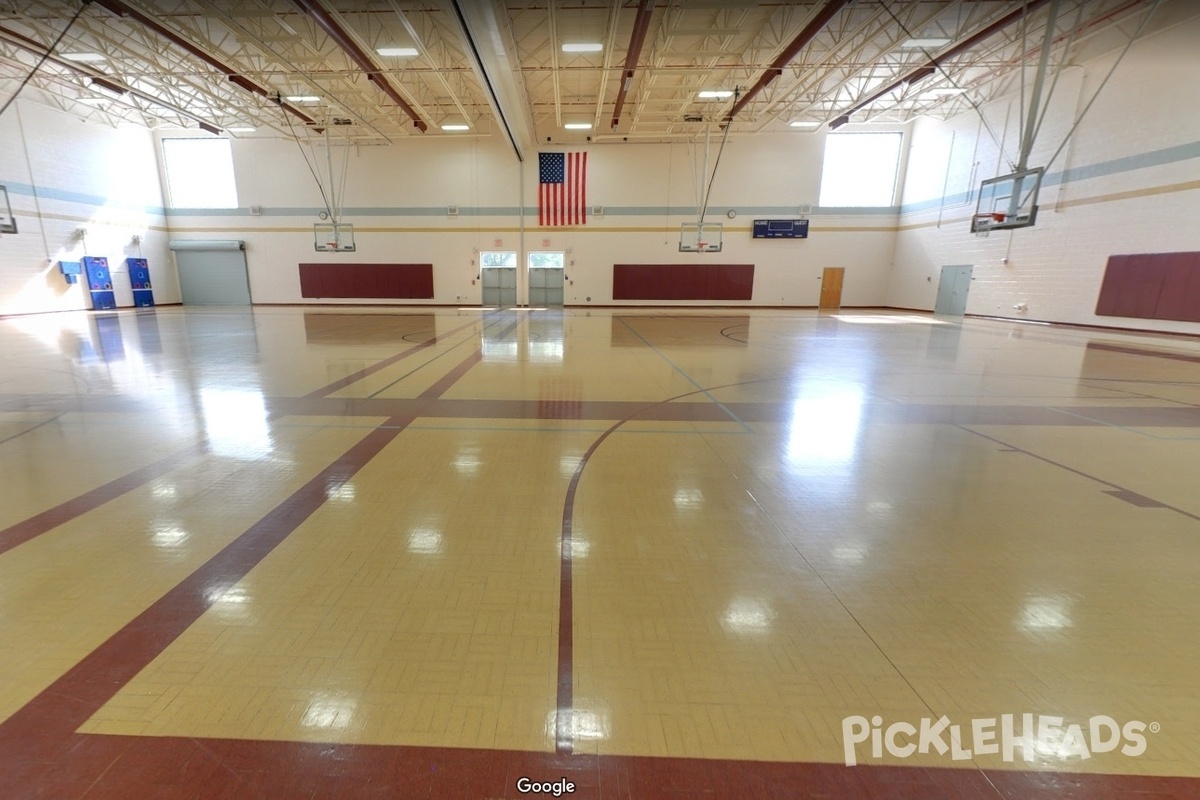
[303,315,489,398]
[0,315,499,560]
[0,341,492,772]
[0,442,207,557]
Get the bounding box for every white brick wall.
[0,102,173,315]
[889,5,1200,333]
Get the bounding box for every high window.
[162,138,239,209]
[818,132,903,208]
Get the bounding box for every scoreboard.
[752,219,809,239]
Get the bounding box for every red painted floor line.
[303,316,489,398]
[0,347,488,796]
[4,732,1199,799]
[0,442,206,557]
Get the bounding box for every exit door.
[528,251,565,307]
[480,251,517,307]
[935,265,973,316]
[819,267,845,310]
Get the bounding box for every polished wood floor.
[2,306,1200,798]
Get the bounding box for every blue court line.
[615,316,752,433]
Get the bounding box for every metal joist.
[290,0,428,133]
[89,0,318,126]
[723,0,853,124]
[610,0,655,130]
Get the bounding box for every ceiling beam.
[723,0,852,124]
[609,0,655,130]
[289,0,427,132]
[830,0,1053,127]
[90,0,318,127]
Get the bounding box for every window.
[528,251,565,268]
[162,138,239,208]
[480,251,517,267]
[818,132,903,207]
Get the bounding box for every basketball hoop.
[971,212,1006,237]
[697,241,708,253]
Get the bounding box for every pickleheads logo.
[841,714,1158,767]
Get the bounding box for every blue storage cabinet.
[126,257,155,307]
[81,256,116,310]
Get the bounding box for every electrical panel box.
[82,256,116,310]
[126,257,155,308]
[752,219,810,239]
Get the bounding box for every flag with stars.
[539,151,587,226]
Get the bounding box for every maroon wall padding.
[299,263,434,299]
[612,264,754,301]
[1095,252,1200,323]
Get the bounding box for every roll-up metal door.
[168,240,251,305]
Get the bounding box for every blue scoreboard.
[752,219,809,239]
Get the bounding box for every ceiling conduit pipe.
[830,0,1053,127]
[90,0,318,126]
[290,0,428,132]
[609,0,655,130]
[723,0,852,124]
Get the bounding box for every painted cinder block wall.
[888,4,1200,335]
[165,129,902,308]
[0,101,175,316]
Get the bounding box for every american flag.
[539,152,587,226]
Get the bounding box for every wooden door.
[819,267,845,310]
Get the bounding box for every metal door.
[482,267,516,307]
[169,242,251,305]
[934,265,973,316]
[529,267,564,306]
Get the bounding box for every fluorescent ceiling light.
[61,52,106,62]
[441,124,470,131]
[285,95,320,102]
[376,46,418,57]
[901,38,951,49]
[698,90,733,99]
[562,43,603,53]
[227,126,256,133]
[789,121,819,128]
[564,123,592,130]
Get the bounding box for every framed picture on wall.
[0,186,16,234]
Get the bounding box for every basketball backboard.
[679,221,723,253]
[313,222,356,252]
[971,168,1043,233]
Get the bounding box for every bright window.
[162,138,239,208]
[818,132,903,207]
[480,251,517,267]
[528,251,565,268]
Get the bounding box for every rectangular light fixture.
[376,46,418,57]
[90,77,126,97]
[61,52,106,62]
[199,122,221,135]
[285,95,321,102]
[698,90,733,99]
[789,121,819,128]
[441,124,470,131]
[564,123,592,130]
[901,38,951,49]
[562,43,603,53]
[227,126,256,133]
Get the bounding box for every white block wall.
[0,102,174,316]
[164,130,900,307]
[889,4,1200,334]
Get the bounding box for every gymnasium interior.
[1,1,1199,797]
